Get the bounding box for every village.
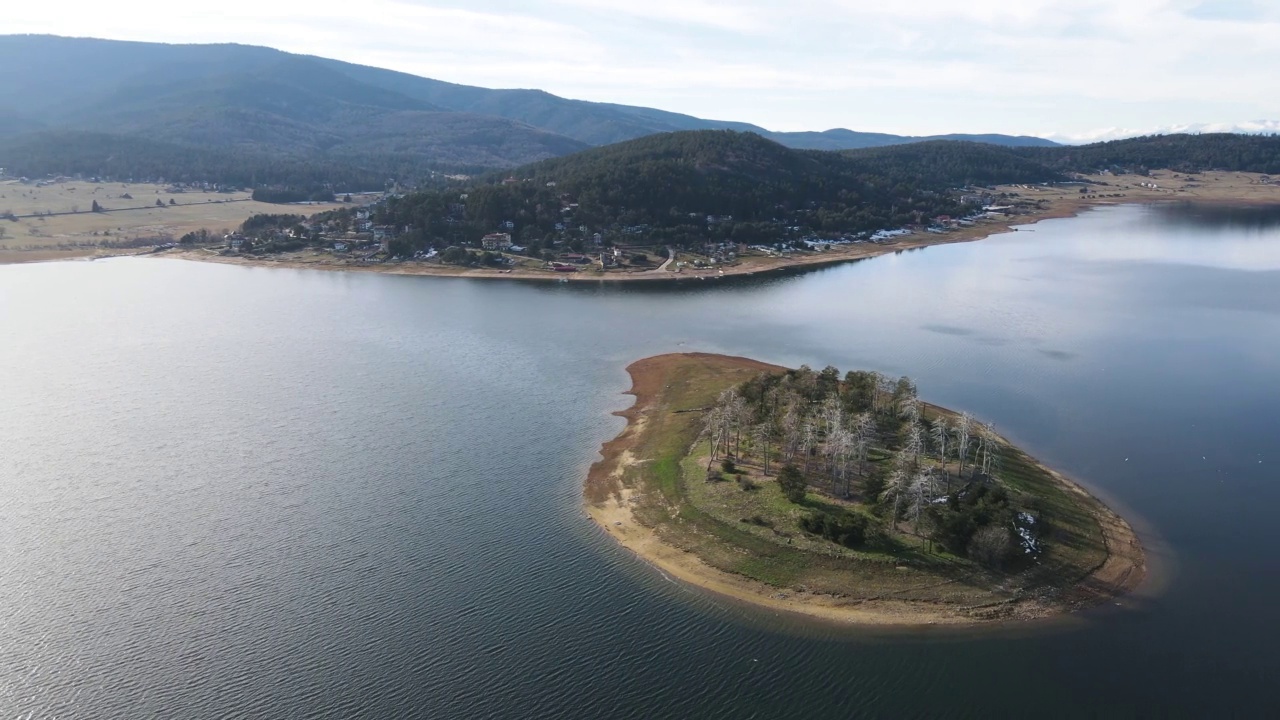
[202,182,1040,279]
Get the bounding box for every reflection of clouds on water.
[1044,204,1280,272]
[920,324,976,336]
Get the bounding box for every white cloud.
[1050,120,1280,144]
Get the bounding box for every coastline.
[146,195,1082,280]
[585,353,1147,628]
[8,169,1279,273]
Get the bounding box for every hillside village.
[203,180,1050,277]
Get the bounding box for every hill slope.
[0,34,1057,182]
[372,130,1064,252]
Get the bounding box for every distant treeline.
[1017,133,1280,175]
[0,131,394,190]
[5,129,1279,225]
[251,188,336,204]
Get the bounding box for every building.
[481,232,513,251]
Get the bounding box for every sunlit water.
[1,203,1278,717]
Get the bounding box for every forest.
[702,365,1040,570]
[357,130,1280,255]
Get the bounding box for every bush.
[777,464,807,503]
[969,524,1015,570]
[741,514,773,528]
[737,475,758,491]
[720,458,737,474]
[800,510,871,548]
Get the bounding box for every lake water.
[2,203,1278,717]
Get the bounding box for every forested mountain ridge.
[0,34,1056,183]
[369,131,1066,252]
[1016,133,1280,175]
[365,129,1280,258]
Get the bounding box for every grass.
[620,354,1116,612]
[0,179,352,257]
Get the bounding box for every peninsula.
[586,353,1145,626]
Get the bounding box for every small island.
[586,353,1145,626]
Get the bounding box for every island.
[586,353,1145,626]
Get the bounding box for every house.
[481,232,513,251]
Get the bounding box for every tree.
[978,422,1000,477]
[777,464,807,503]
[930,419,951,489]
[91,200,103,213]
[955,412,974,478]
[969,525,1014,570]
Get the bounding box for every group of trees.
[703,365,1038,569]
[371,132,1030,252]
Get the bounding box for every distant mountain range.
[0,35,1057,178]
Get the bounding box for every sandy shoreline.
[585,353,1147,628]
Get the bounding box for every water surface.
[1,203,1278,717]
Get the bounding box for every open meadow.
[0,180,351,263]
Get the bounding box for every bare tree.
[955,412,974,479]
[978,422,1000,478]
[851,412,873,477]
[752,423,773,475]
[930,419,951,490]
[909,470,939,535]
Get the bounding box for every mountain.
[0,35,1058,184]
[771,129,1058,151]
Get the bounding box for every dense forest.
[1016,133,1280,175]
[347,130,1280,256]
[361,131,1061,252]
[0,131,390,191]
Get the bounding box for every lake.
[2,203,1278,717]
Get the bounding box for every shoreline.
[143,195,1093,280]
[5,170,1278,271]
[585,353,1147,628]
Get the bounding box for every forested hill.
[367,130,1280,254]
[1016,133,1280,175]
[371,131,1065,249]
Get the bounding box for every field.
[0,180,352,263]
[586,353,1145,626]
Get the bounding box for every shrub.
[720,458,737,474]
[969,524,1015,570]
[777,464,807,504]
[741,514,773,528]
[800,510,871,548]
[737,476,758,491]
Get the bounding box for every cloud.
[1050,120,1280,144]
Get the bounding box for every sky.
[10,0,1280,141]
